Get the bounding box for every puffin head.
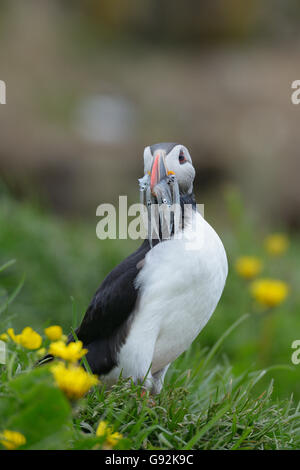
[139,143,196,242]
[143,143,195,198]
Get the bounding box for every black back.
[73,239,158,374]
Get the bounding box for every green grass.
[1,306,299,450]
[75,319,300,450]
[0,190,300,449]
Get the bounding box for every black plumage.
[69,239,159,375]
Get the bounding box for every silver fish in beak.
[139,150,180,244]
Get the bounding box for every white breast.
[138,212,228,373]
[105,212,228,384]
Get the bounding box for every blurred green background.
[0,1,300,399]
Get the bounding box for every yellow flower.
[7,327,42,350]
[235,256,263,280]
[96,421,123,448]
[264,234,289,256]
[0,333,8,342]
[96,420,109,437]
[0,430,26,450]
[251,279,289,308]
[49,340,88,362]
[44,325,63,341]
[51,362,99,400]
[18,327,42,350]
[107,432,123,447]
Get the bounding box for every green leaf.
[0,366,73,450]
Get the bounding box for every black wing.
[73,239,154,375]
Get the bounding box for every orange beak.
[150,151,168,195]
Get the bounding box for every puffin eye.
[179,150,186,164]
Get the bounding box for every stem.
[258,310,275,366]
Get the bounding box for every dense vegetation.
[0,190,299,449]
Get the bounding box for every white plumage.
[103,210,228,392]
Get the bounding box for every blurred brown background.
[0,0,300,227]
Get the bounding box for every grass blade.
[201,314,250,371]
[0,259,16,274]
[183,403,230,449]
[0,274,25,315]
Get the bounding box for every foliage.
[0,191,300,449]
[0,309,299,450]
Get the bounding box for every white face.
[143,144,195,195]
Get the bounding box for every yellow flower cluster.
[0,430,26,450]
[251,279,289,308]
[235,233,290,310]
[5,327,42,350]
[235,256,262,280]
[96,421,123,448]
[51,362,99,400]
[49,340,88,362]
[0,321,99,402]
[264,234,289,256]
[0,324,65,349]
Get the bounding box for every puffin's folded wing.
[76,265,140,344]
[72,241,151,375]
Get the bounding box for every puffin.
[65,143,228,394]
[42,143,228,394]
